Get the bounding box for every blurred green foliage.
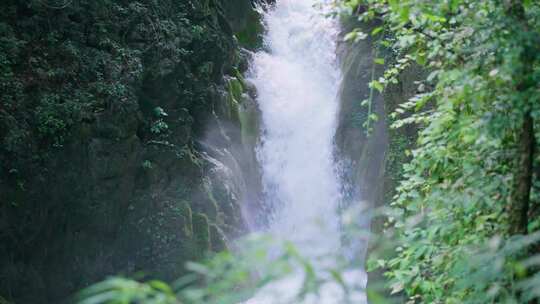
[77,235,362,304]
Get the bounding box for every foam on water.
[251,0,340,258]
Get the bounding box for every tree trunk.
[505,0,536,235]
[511,111,535,235]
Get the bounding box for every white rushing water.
[246,0,366,303]
[252,0,341,257]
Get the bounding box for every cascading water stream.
[246,0,366,303]
[252,0,340,258]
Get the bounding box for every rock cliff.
[0,1,263,302]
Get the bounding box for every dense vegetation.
[77,0,540,303]
[3,0,540,303]
[338,0,540,302]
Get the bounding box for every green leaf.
[370,80,384,92]
[371,26,384,36]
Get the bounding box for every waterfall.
[252,0,341,257]
[246,0,366,302]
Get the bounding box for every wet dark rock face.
[335,16,424,301]
[0,1,263,303]
[336,18,423,232]
[335,19,388,232]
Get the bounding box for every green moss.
[230,6,264,49]
[235,18,264,49]
[224,76,245,124]
[227,71,260,147]
[209,224,227,252]
[228,77,244,104]
[176,201,194,237]
[202,178,220,220]
[192,213,211,252]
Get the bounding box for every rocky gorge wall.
[336,18,424,223]
[0,1,263,303]
[335,15,424,298]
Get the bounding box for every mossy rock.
[192,212,211,252]
[176,200,194,237]
[228,76,244,103]
[209,224,228,252]
[220,0,264,49]
[224,76,244,123]
[235,13,264,49]
[198,177,218,219]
